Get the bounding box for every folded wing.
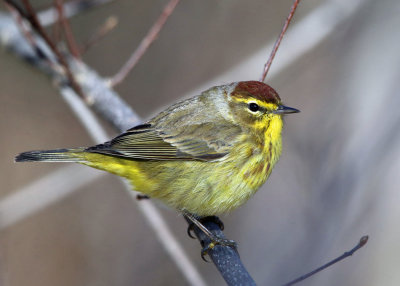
[86,122,241,161]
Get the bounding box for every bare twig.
[190,0,363,93]
[260,0,301,82]
[55,0,81,58]
[4,0,85,100]
[4,2,47,60]
[109,0,180,86]
[20,0,83,93]
[282,236,369,286]
[80,16,117,54]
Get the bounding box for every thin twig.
[4,0,86,100]
[20,0,83,94]
[4,2,48,61]
[80,16,118,54]
[282,236,369,286]
[109,0,180,87]
[55,0,81,58]
[260,0,301,82]
[190,0,363,92]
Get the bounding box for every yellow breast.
[81,116,283,216]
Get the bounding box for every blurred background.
[1,0,400,285]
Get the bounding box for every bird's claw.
[187,224,196,239]
[200,237,238,262]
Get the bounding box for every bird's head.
[225,81,299,132]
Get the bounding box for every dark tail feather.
[15,148,85,162]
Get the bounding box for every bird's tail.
[15,148,86,163]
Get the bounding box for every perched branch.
[185,216,257,286]
[109,0,180,87]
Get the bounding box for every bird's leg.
[184,212,237,260]
[187,215,225,238]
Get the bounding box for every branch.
[109,0,180,87]
[185,217,256,286]
[54,0,81,58]
[6,0,84,98]
[282,236,369,286]
[260,0,300,82]
[0,166,105,230]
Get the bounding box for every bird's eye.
[248,103,259,112]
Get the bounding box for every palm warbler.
[16,81,298,216]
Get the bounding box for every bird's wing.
[85,122,241,161]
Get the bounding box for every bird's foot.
[200,236,237,262]
[184,213,237,261]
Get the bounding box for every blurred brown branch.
[54,0,81,58]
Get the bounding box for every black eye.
[248,103,259,112]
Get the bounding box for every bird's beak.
[273,105,300,114]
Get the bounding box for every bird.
[16,80,299,251]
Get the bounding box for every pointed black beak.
[273,105,300,114]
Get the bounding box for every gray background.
[1,0,400,285]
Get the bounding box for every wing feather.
[86,95,242,161]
